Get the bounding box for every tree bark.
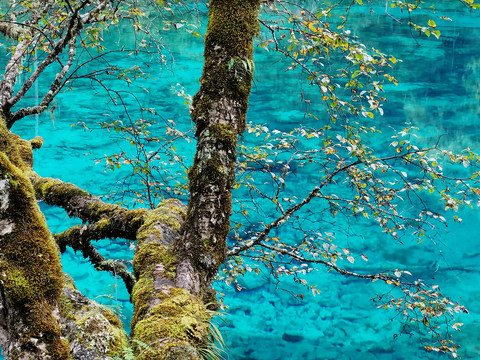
[0,120,69,359]
[130,200,209,360]
[0,1,262,358]
[0,120,212,358]
[175,0,261,297]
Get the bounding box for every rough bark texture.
[0,120,69,359]
[130,200,210,360]
[175,0,261,297]
[60,275,128,360]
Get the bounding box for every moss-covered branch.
[32,174,148,226]
[55,225,136,294]
[130,200,211,359]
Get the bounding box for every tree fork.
[175,0,261,296]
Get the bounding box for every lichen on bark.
[175,0,261,297]
[60,274,128,359]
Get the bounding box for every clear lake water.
[3,1,480,359]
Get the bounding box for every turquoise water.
[4,2,480,359]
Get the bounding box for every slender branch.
[0,38,29,111]
[9,38,78,123]
[55,226,135,294]
[229,146,447,256]
[5,2,85,111]
[258,242,401,283]
[228,159,362,255]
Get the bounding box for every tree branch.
[228,159,362,255]
[258,242,398,282]
[31,174,147,225]
[9,38,78,123]
[55,225,136,294]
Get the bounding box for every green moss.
[126,207,149,225]
[131,277,155,328]
[0,121,68,358]
[205,0,260,59]
[29,136,44,149]
[133,243,176,278]
[86,200,119,216]
[210,124,237,144]
[101,307,123,328]
[106,326,129,357]
[137,202,184,244]
[96,217,110,230]
[133,288,209,360]
[0,265,33,303]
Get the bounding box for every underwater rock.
[281,332,303,343]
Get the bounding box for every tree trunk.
[0,120,69,359]
[175,0,261,297]
[0,119,211,359]
[0,1,262,358]
[130,200,209,360]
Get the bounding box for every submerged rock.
[281,332,303,343]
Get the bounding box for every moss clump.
[133,288,210,360]
[0,266,32,303]
[131,277,155,328]
[209,124,237,144]
[133,242,176,279]
[101,307,123,328]
[137,201,185,245]
[205,0,260,58]
[0,120,68,358]
[29,136,44,149]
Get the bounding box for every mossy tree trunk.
[0,119,211,359]
[175,0,261,297]
[0,120,69,359]
[0,121,130,359]
[0,1,262,358]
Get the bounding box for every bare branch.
[229,159,362,255]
